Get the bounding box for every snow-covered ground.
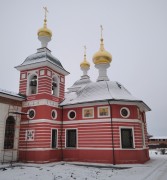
[0,150,167,180]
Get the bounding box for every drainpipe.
[60,106,64,161]
[108,100,115,165]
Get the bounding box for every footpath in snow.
[0,150,167,180]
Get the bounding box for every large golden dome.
[38,19,52,37]
[93,38,112,65]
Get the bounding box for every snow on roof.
[149,136,167,139]
[60,81,150,110]
[0,88,25,100]
[16,47,68,73]
[67,77,92,92]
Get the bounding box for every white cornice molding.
[22,99,59,107]
[20,118,141,125]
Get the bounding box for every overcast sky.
[0,0,167,136]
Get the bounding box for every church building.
[0,10,151,164]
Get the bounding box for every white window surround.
[119,126,135,149]
[40,69,45,76]
[65,128,78,148]
[51,109,57,120]
[51,128,58,149]
[98,106,110,118]
[120,107,130,118]
[82,107,94,119]
[47,70,51,76]
[27,108,36,119]
[68,110,76,120]
[52,75,59,97]
[27,73,38,95]
[21,73,26,79]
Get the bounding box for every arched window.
[52,76,59,96]
[29,74,37,95]
[4,116,15,149]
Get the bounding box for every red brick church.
[0,10,151,164]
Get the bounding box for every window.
[27,109,35,119]
[120,107,130,118]
[29,74,37,95]
[121,128,134,149]
[66,129,77,148]
[68,110,76,120]
[52,129,57,148]
[52,76,59,96]
[4,116,15,149]
[51,110,57,119]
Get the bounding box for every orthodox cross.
[84,45,87,56]
[43,7,49,20]
[100,25,103,39]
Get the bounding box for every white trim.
[63,101,109,108]
[51,128,58,149]
[68,110,76,120]
[119,126,135,149]
[22,99,59,107]
[97,106,110,118]
[82,107,94,119]
[120,107,130,118]
[19,148,61,151]
[20,118,142,125]
[65,128,78,148]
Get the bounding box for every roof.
[0,88,25,101]
[67,76,92,92]
[60,81,151,111]
[15,47,69,75]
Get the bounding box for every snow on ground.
[0,150,167,180]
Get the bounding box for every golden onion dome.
[80,46,90,69]
[93,38,112,65]
[80,57,90,69]
[38,19,52,37]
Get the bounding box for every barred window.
[4,116,15,149]
[52,129,57,148]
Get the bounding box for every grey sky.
[0,0,167,136]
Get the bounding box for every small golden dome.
[80,46,90,69]
[80,58,90,69]
[38,19,52,37]
[93,38,112,65]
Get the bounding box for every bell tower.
[15,8,69,163]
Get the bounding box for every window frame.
[27,73,38,95]
[27,109,36,119]
[4,116,15,149]
[51,109,57,120]
[68,110,76,120]
[120,107,130,118]
[65,129,77,148]
[51,129,58,149]
[120,127,135,149]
